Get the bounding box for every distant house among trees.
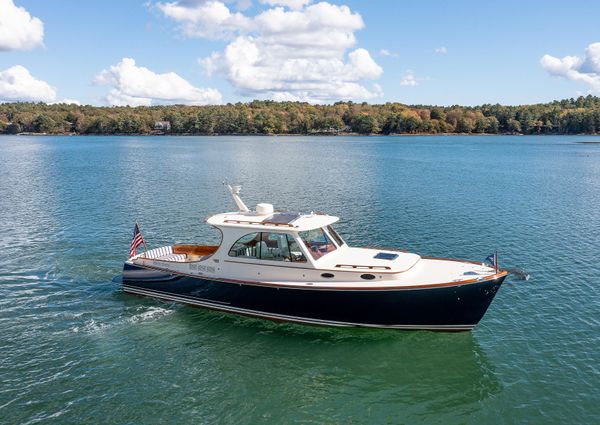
[154,121,171,132]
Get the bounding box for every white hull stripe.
[122,285,476,331]
[126,262,502,292]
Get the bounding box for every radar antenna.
[224,182,250,212]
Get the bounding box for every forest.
[2,95,600,135]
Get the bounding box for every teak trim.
[172,244,219,256]
[223,219,296,228]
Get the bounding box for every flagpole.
[495,250,498,274]
[136,219,148,252]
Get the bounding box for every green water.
[0,135,599,424]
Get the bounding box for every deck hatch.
[374,252,399,260]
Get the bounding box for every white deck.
[317,246,421,273]
[131,248,501,290]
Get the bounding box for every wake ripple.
[70,305,176,334]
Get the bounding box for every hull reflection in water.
[170,308,503,422]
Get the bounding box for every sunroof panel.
[265,212,301,224]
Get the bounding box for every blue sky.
[1,0,599,106]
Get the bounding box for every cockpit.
[227,225,346,263]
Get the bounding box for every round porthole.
[361,274,376,280]
[321,273,335,278]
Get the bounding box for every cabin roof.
[207,211,339,231]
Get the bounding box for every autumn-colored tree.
[1,95,600,136]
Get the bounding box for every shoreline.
[3,132,600,137]
[3,96,600,137]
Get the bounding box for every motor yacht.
[122,185,507,331]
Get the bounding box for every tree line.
[2,95,600,135]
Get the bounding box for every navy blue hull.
[122,263,506,331]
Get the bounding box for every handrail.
[335,264,392,270]
[223,219,296,228]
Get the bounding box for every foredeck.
[254,259,505,289]
[318,246,421,274]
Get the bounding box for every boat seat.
[144,246,173,259]
[157,253,187,262]
[259,241,273,259]
[143,246,186,261]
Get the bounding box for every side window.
[299,228,337,260]
[260,232,292,262]
[287,234,307,263]
[228,233,261,258]
[327,225,345,247]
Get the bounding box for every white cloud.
[94,58,222,106]
[199,52,222,77]
[62,98,81,105]
[400,70,418,86]
[156,0,252,39]
[380,48,398,57]
[0,65,56,102]
[52,98,81,105]
[236,0,252,10]
[259,0,312,10]
[0,0,44,51]
[435,46,447,54]
[541,43,600,91]
[158,0,383,102]
[400,70,430,87]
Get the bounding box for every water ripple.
[1,135,599,424]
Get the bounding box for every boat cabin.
[131,186,421,283]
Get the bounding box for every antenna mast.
[224,182,250,212]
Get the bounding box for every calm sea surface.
[0,135,599,424]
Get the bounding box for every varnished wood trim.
[421,256,488,266]
[127,261,507,291]
[172,244,219,256]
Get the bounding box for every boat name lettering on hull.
[189,263,215,273]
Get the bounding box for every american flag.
[129,222,145,258]
[484,251,498,271]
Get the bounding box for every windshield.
[299,228,337,260]
[326,225,345,247]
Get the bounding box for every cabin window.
[228,232,261,258]
[299,228,337,260]
[326,225,345,247]
[229,232,307,263]
[287,234,307,263]
[259,232,292,262]
[259,233,307,262]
